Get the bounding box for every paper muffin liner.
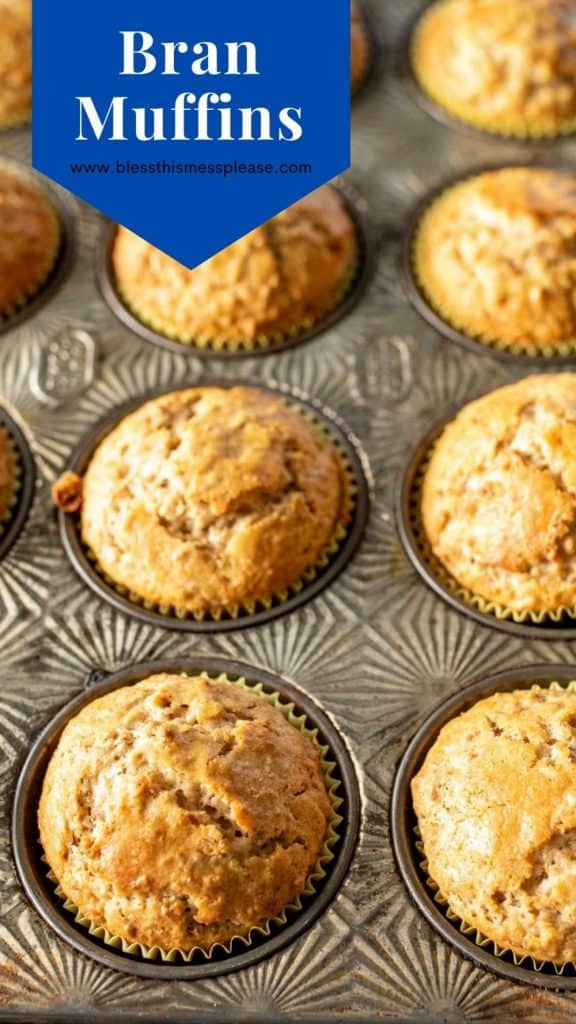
[410,1,576,141]
[42,671,345,963]
[408,436,576,626]
[0,425,22,539]
[414,679,576,975]
[0,165,62,323]
[411,185,576,359]
[78,401,359,624]
[111,216,363,354]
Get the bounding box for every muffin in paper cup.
[109,185,362,354]
[412,681,576,972]
[53,385,362,625]
[0,425,22,539]
[411,0,576,140]
[351,1,372,96]
[0,162,62,323]
[410,166,576,359]
[39,671,344,963]
[0,0,32,132]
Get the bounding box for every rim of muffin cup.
[12,655,361,980]
[96,184,372,359]
[0,404,36,561]
[396,414,576,640]
[401,1,576,143]
[391,664,576,990]
[57,380,370,632]
[400,160,576,365]
[0,158,75,334]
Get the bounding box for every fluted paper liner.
[79,400,359,623]
[408,437,576,625]
[0,426,22,538]
[112,218,363,354]
[43,671,344,963]
[411,1,576,142]
[415,680,576,974]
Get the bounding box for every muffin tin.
[3,0,576,1019]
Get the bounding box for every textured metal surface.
[1,0,576,1020]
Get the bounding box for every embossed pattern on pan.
[97,188,372,359]
[400,161,576,365]
[12,656,360,980]
[57,381,370,632]
[391,664,576,990]
[0,404,35,561]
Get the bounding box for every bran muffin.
[412,686,576,964]
[351,2,370,92]
[38,673,332,953]
[412,0,576,137]
[0,0,31,130]
[111,186,357,349]
[421,375,576,615]
[413,167,576,353]
[0,164,61,317]
[58,386,348,616]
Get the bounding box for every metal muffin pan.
[400,160,576,366]
[0,403,36,562]
[396,416,576,640]
[13,656,360,981]
[391,664,576,990]
[4,0,576,1019]
[97,187,372,360]
[57,380,370,632]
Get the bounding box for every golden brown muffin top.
[413,687,576,964]
[112,186,357,346]
[422,374,576,613]
[77,386,347,615]
[413,0,576,135]
[351,2,369,90]
[0,165,60,314]
[0,429,12,521]
[414,167,576,350]
[39,673,331,952]
[0,0,31,129]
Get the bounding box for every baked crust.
[111,186,357,345]
[414,167,576,350]
[0,430,13,521]
[351,2,369,91]
[0,0,31,129]
[413,0,576,135]
[0,165,61,315]
[38,673,331,952]
[413,687,576,964]
[79,386,347,613]
[422,374,576,613]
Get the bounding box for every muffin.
[0,429,14,525]
[413,167,576,354]
[0,164,61,318]
[0,0,31,130]
[38,673,332,953]
[111,186,358,349]
[351,2,370,92]
[412,0,576,138]
[421,374,576,615]
[54,386,348,616]
[412,686,576,964]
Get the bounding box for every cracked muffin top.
[351,2,370,91]
[111,186,357,347]
[412,687,576,963]
[0,0,31,130]
[0,165,61,316]
[38,673,331,952]
[414,167,576,351]
[69,386,347,615]
[412,0,576,137]
[422,375,576,613]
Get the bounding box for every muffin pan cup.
[400,2,576,143]
[396,416,576,640]
[0,403,35,561]
[96,187,372,359]
[57,380,370,632]
[391,664,576,990]
[401,161,576,365]
[12,655,361,980]
[0,158,75,335]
